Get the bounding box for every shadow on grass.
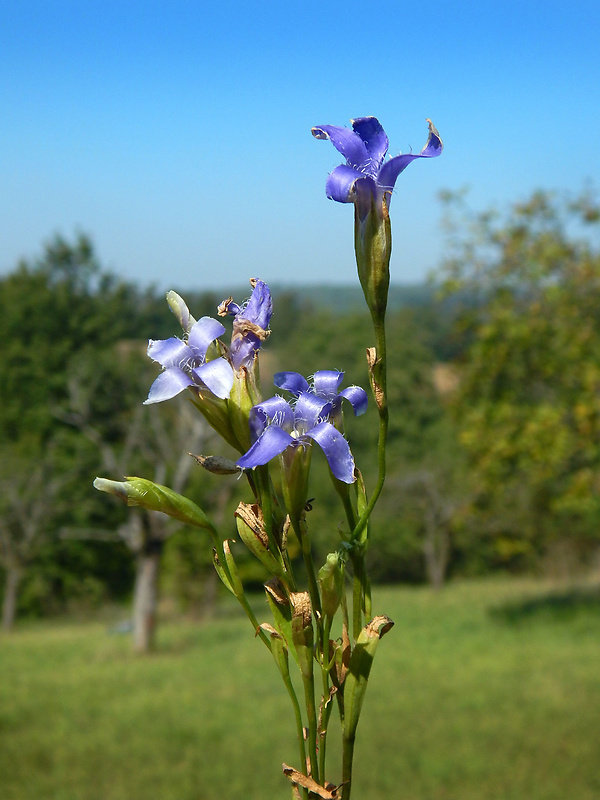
[489,584,600,624]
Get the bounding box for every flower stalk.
[94,115,441,800]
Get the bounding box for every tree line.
[1,187,599,642]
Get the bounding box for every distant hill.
[266,282,438,313]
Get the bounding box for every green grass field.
[2,576,600,800]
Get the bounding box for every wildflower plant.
[95,117,442,798]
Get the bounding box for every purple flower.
[236,392,356,484]
[218,278,273,370]
[274,370,368,423]
[144,316,234,404]
[311,117,443,220]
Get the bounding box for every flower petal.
[274,371,309,396]
[311,124,369,170]
[353,175,381,222]
[312,370,344,400]
[339,386,368,416]
[378,119,443,197]
[193,358,234,399]
[351,117,388,169]
[243,279,273,330]
[249,396,294,441]
[237,425,296,470]
[325,164,364,203]
[305,421,355,483]
[294,392,332,433]
[147,337,194,369]
[229,336,260,371]
[144,367,194,404]
[187,316,226,358]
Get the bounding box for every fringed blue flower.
[312,117,443,221]
[144,315,234,404]
[236,392,356,484]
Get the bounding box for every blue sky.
[1,0,598,293]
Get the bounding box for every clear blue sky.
[1,0,598,293]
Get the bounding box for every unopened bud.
[166,290,196,334]
[213,539,244,599]
[318,551,345,619]
[93,476,214,532]
[354,191,391,323]
[189,453,240,475]
[235,502,286,579]
[343,615,394,743]
[290,591,314,680]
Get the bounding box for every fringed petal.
[249,396,294,441]
[237,425,296,470]
[243,279,273,330]
[305,421,356,483]
[312,370,344,400]
[187,316,226,357]
[193,358,234,399]
[144,367,194,404]
[147,337,194,369]
[339,385,369,416]
[351,117,389,168]
[325,164,364,203]
[294,392,332,432]
[311,124,369,169]
[378,119,443,198]
[274,371,309,396]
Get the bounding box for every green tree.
[441,188,600,569]
[0,234,170,624]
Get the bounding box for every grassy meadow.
[2,576,600,800]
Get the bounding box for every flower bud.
[258,623,290,679]
[166,290,196,334]
[264,578,298,666]
[213,539,244,599]
[318,551,346,619]
[343,615,394,743]
[354,192,392,324]
[235,502,287,580]
[280,442,311,522]
[189,453,240,475]
[290,591,314,681]
[228,365,260,451]
[93,476,214,532]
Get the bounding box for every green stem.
[318,616,333,783]
[352,315,388,544]
[341,733,356,800]
[291,515,322,633]
[301,670,319,786]
[280,668,308,789]
[238,594,272,650]
[256,465,278,553]
[351,555,364,642]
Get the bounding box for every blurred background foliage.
[1,187,600,629]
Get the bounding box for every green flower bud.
[354,195,391,325]
[166,290,196,334]
[318,551,346,619]
[213,539,244,599]
[280,442,312,522]
[228,365,260,452]
[342,615,394,743]
[93,476,214,532]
